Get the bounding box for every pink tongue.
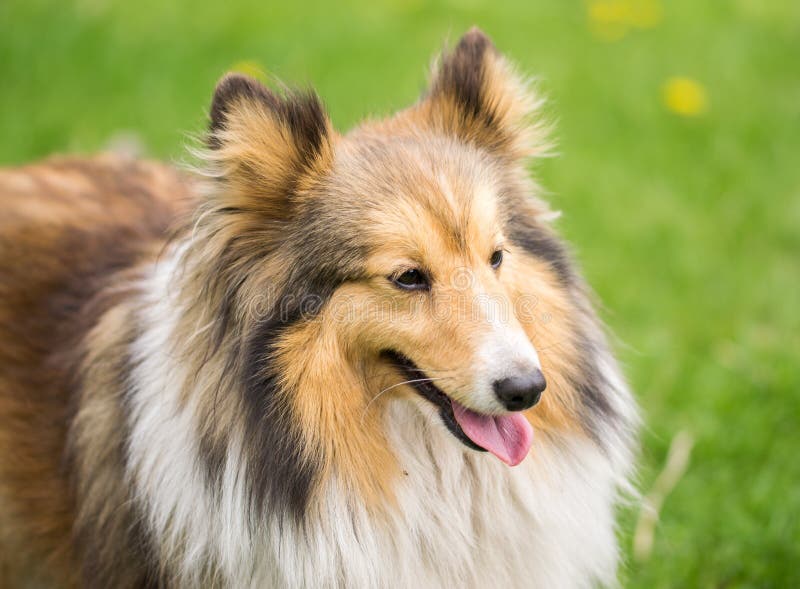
[452,400,533,466]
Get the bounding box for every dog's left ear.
[418,27,547,161]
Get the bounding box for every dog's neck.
[111,240,629,587]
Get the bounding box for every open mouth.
[382,351,533,466]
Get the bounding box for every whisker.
[359,376,451,425]
[387,365,459,375]
[362,364,459,384]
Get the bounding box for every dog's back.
[0,155,189,586]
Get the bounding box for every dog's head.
[191,28,613,513]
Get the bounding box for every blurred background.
[2,0,798,586]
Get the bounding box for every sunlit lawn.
[2,0,798,585]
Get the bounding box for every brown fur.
[0,29,631,587]
[0,155,192,586]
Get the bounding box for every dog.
[0,28,637,588]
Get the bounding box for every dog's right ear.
[205,74,335,217]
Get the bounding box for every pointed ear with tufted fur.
[418,27,548,161]
[205,73,335,217]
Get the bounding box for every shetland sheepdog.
[0,28,637,588]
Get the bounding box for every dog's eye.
[490,249,504,269]
[391,269,430,291]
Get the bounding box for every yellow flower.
[662,77,709,117]
[587,0,629,41]
[587,0,663,41]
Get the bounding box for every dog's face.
[202,28,585,472]
[319,135,548,464]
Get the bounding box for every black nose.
[493,370,546,411]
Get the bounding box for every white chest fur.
[254,401,622,589]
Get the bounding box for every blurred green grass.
[1,0,798,586]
